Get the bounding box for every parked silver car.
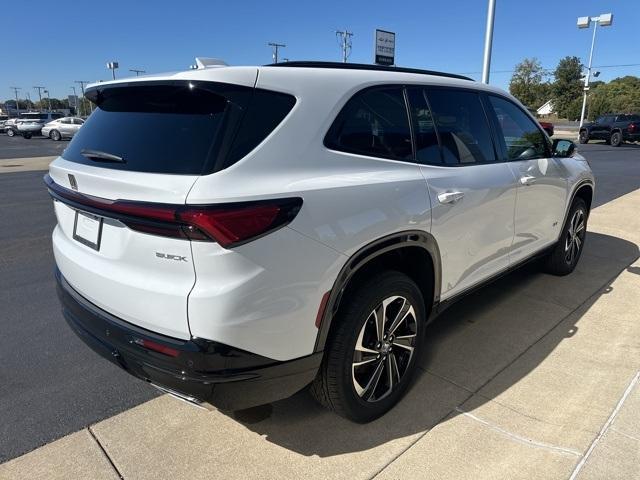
[41,117,85,141]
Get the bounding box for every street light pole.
[481,0,496,84]
[577,13,613,128]
[70,86,78,116]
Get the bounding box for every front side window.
[426,89,496,164]
[60,118,72,124]
[489,96,548,161]
[325,87,413,161]
[406,88,441,164]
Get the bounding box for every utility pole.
[268,42,286,63]
[336,29,353,63]
[26,92,32,110]
[129,69,146,76]
[75,80,91,115]
[33,86,46,111]
[10,87,21,115]
[481,0,496,84]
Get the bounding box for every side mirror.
[552,138,575,158]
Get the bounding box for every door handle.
[437,191,465,204]
[520,175,536,186]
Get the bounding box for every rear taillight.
[629,123,637,133]
[44,174,302,248]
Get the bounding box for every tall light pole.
[10,87,21,115]
[577,13,613,127]
[268,42,286,63]
[336,29,353,63]
[44,89,52,111]
[481,0,496,84]
[70,86,78,116]
[106,61,119,80]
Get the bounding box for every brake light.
[629,123,637,133]
[44,174,302,248]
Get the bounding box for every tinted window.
[72,118,84,125]
[426,89,496,164]
[489,96,547,161]
[406,88,441,164]
[221,89,296,169]
[326,87,412,160]
[60,118,72,124]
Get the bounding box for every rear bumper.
[55,268,322,410]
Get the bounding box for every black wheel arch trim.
[313,230,441,353]
[558,179,594,242]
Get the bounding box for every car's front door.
[486,95,568,262]
[407,87,518,298]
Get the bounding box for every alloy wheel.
[565,209,585,265]
[351,295,417,402]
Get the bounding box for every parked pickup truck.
[579,113,640,146]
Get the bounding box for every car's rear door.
[485,95,568,262]
[407,87,518,298]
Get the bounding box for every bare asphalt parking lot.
[0,135,639,478]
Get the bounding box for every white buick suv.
[47,61,594,422]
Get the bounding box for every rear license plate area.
[73,211,103,251]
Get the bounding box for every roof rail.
[267,61,473,81]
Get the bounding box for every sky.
[1,0,638,103]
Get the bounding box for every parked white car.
[46,60,594,422]
[5,112,64,137]
[42,117,85,141]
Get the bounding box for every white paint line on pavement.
[568,370,640,480]
[454,407,582,457]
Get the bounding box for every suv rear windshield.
[63,81,295,175]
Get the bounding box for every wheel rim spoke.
[393,334,416,352]
[388,303,415,336]
[361,360,385,400]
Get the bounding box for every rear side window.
[64,81,295,175]
[325,87,412,161]
[406,88,441,164]
[426,89,496,164]
[488,96,548,161]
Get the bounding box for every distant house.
[537,100,554,116]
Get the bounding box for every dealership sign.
[375,29,395,66]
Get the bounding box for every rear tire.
[578,130,589,144]
[50,130,61,141]
[610,131,623,147]
[310,271,426,422]
[544,198,588,276]
[23,132,32,139]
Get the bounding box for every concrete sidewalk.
[0,156,55,174]
[2,189,639,480]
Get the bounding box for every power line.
[268,42,286,63]
[336,29,353,63]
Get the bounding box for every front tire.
[579,130,589,144]
[544,198,588,276]
[6,128,15,137]
[311,271,425,422]
[50,129,61,141]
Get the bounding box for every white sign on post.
[375,29,395,66]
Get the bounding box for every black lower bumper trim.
[55,268,322,410]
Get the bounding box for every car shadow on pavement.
[231,232,639,457]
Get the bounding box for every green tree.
[587,76,640,119]
[552,56,583,119]
[509,58,550,108]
